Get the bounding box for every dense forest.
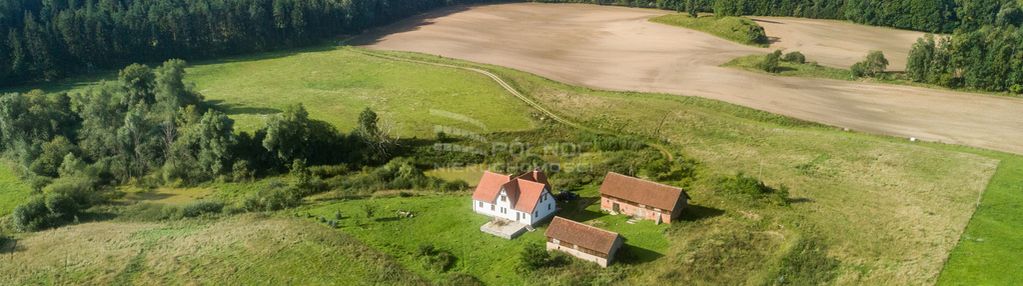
[0,60,476,230]
[1,0,1022,87]
[0,0,494,86]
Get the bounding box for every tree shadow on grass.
[679,204,725,222]
[775,66,797,73]
[207,99,282,116]
[556,196,605,223]
[375,217,404,223]
[787,197,814,204]
[751,18,786,25]
[0,239,25,254]
[617,244,664,265]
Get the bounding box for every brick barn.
[544,216,623,267]
[599,172,689,224]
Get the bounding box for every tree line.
[1,60,401,230]
[0,0,493,86]
[535,0,1020,33]
[907,26,1023,93]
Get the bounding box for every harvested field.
[359,3,1023,155]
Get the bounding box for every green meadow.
[373,49,1008,284]
[0,160,33,216]
[300,187,668,285]
[0,45,1018,284]
[650,14,769,47]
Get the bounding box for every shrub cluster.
[758,50,783,73]
[243,184,306,212]
[179,201,225,218]
[417,244,457,272]
[714,172,789,205]
[340,158,469,193]
[518,243,556,272]
[11,192,88,231]
[851,50,889,78]
[782,51,807,64]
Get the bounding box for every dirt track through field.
[357,3,1023,155]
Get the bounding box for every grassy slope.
[937,151,1023,285]
[0,45,1016,284]
[300,188,668,285]
[187,46,537,136]
[650,14,767,47]
[723,54,1019,97]
[0,160,32,216]
[0,215,425,285]
[375,50,1000,284]
[0,45,537,138]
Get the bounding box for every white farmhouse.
[472,169,556,226]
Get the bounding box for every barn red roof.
[598,172,687,212]
[472,169,550,213]
[544,217,620,255]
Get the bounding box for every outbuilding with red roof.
[544,216,624,267]
[599,172,689,224]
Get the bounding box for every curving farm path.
[356,3,1023,155]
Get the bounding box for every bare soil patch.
[359,3,1023,155]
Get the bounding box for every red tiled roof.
[544,217,620,255]
[598,172,686,212]
[513,179,546,213]
[472,169,550,213]
[517,170,549,185]
[472,171,512,202]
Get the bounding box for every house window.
[478,201,483,208]
[535,211,538,217]
[491,204,495,211]
[548,204,551,210]
[501,207,506,214]
[501,195,507,202]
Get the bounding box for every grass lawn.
[650,14,768,47]
[937,151,1023,285]
[0,160,33,216]
[301,188,668,285]
[371,49,1002,284]
[1,46,538,138]
[187,46,537,136]
[0,42,1018,284]
[0,215,425,285]
[119,187,217,205]
[424,165,486,187]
